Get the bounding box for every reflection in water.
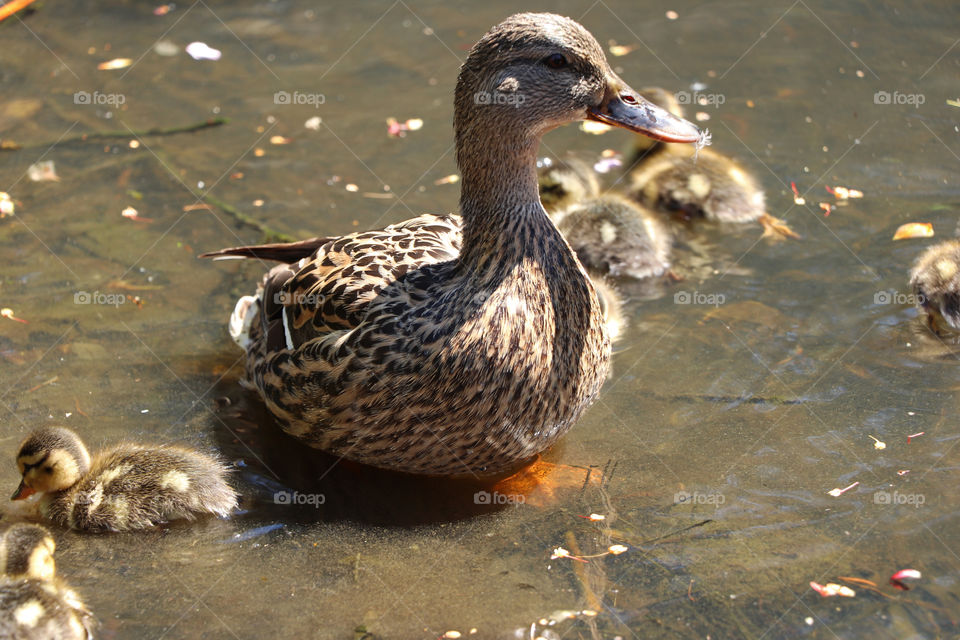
[1,1,959,637]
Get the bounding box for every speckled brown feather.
[202,14,700,475]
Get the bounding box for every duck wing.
[204,213,463,350]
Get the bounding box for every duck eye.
[544,53,568,69]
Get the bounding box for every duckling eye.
[543,53,569,70]
[43,466,53,474]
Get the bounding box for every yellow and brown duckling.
[0,523,93,639]
[626,87,768,223]
[909,239,960,335]
[11,427,237,532]
[537,156,600,216]
[552,194,671,280]
[591,276,626,345]
[201,13,703,475]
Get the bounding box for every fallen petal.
[892,222,934,240]
[185,42,222,61]
[97,58,133,70]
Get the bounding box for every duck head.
[11,427,91,500]
[454,13,702,151]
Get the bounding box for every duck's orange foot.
[758,213,801,241]
[491,458,604,507]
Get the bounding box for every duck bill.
[587,82,702,144]
[11,481,35,501]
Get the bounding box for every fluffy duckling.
[537,156,600,216]
[591,276,626,344]
[627,87,766,224]
[553,194,671,280]
[0,524,93,639]
[11,427,238,532]
[909,239,960,335]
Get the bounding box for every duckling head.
[538,157,599,216]
[0,523,56,581]
[11,427,91,500]
[453,13,701,162]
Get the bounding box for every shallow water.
[1,1,959,638]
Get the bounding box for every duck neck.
[456,127,550,270]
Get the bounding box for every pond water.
[1,1,959,638]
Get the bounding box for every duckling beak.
[587,81,701,144]
[11,481,34,501]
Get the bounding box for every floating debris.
[825,185,863,199]
[153,40,179,57]
[97,58,133,70]
[810,581,856,597]
[0,192,15,217]
[269,135,292,145]
[889,569,921,590]
[790,181,805,205]
[27,160,58,182]
[608,544,628,555]
[580,120,611,135]
[827,481,859,497]
[1,308,27,324]
[758,213,801,241]
[897,470,910,476]
[434,174,459,185]
[947,99,960,108]
[819,202,832,216]
[386,117,423,137]
[593,149,621,174]
[304,116,322,131]
[578,513,606,521]
[892,222,934,240]
[666,10,679,19]
[608,42,636,57]
[345,183,359,192]
[185,42,222,61]
[907,431,925,443]
[695,111,710,121]
[121,206,151,222]
[868,435,886,450]
[153,3,174,15]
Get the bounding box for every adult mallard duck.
[201,13,703,475]
[909,239,960,335]
[10,426,238,531]
[0,524,93,639]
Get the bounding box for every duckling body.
[0,524,93,639]
[202,14,702,475]
[909,239,960,334]
[12,427,237,532]
[537,156,600,216]
[627,88,764,223]
[553,195,671,279]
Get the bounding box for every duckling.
[200,13,703,475]
[626,87,766,224]
[537,156,600,216]
[11,427,238,532]
[591,276,626,344]
[909,239,960,335]
[0,524,93,639]
[553,194,671,280]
